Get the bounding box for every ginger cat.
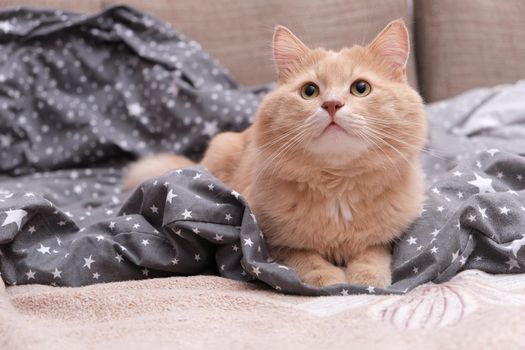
[123,20,427,288]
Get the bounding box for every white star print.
[133,223,140,229]
[340,289,349,296]
[453,171,463,177]
[52,268,62,279]
[436,206,445,212]
[452,250,460,262]
[95,235,104,241]
[92,272,100,279]
[192,227,200,234]
[171,258,179,265]
[459,256,467,265]
[497,172,504,179]
[499,206,511,215]
[413,267,418,274]
[193,173,202,180]
[503,234,525,257]
[457,191,464,198]
[181,209,192,219]
[194,254,201,261]
[467,214,477,222]
[487,149,499,157]
[25,269,36,280]
[127,103,143,116]
[1,209,27,230]
[27,225,36,234]
[432,187,440,194]
[517,174,523,181]
[232,244,239,251]
[150,204,159,214]
[83,255,95,269]
[231,190,240,199]
[142,268,149,276]
[141,239,150,246]
[115,254,124,263]
[166,189,178,204]
[468,172,496,194]
[430,246,438,254]
[57,220,66,226]
[506,258,520,271]
[430,229,440,237]
[109,221,116,230]
[366,286,375,293]
[225,213,232,222]
[213,234,224,241]
[406,236,417,245]
[0,21,14,33]
[201,120,219,137]
[251,266,261,277]
[208,184,215,191]
[36,244,51,254]
[477,206,488,219]
[243,238,254,247]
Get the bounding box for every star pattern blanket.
[1,6,525,296]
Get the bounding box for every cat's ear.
[273,25,309,82]
[368,19,410,80]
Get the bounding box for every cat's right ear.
[273,26,309,83]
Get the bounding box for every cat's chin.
[306,133,369,164]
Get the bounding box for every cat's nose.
[321,101,344,118]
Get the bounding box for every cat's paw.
[346,264,392,288]
[302,267,347,287]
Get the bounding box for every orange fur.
[123,20,427,288]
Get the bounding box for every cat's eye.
[300,83,319,99]
[350,80,371,97]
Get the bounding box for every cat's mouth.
[323,121,347,134]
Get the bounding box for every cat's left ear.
[273,25,309,82]
[368,19,410,80]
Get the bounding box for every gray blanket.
[1,6,525,296]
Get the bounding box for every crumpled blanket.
[1,6,525,296]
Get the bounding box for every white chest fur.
[326,196,354,224]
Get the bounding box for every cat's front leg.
[345,244,392,288]
[271,247,347,287]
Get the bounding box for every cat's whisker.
[360,126,421,174]
[254,127,312,183]
[352,128,402,179]
[362,125,453,163]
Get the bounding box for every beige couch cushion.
[0,0,416,87]
[415,0,525,102]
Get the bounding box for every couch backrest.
[415,0,525,102]
[0,0,417,88]
[2,0,525,102]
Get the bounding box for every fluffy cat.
[123,20,427,288]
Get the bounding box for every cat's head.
[255,20,427,169]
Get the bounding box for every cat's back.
[201,126,255,194]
